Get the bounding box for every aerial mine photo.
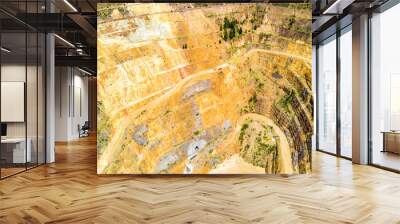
[97,3,312,174]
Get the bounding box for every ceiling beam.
[13,13,82,32]
[66,13,96,46]
[67,13,96,38]
[322,0,356,14]
[55,55,96,72]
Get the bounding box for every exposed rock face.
[156,153,180,173]
[272,73,283,79]
[183,80,212,100]
[223,120,232,133]
[191,101,203,131]
[187,139,207,160]
[132,124,148,146]
[97,3,312,174]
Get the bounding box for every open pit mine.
[97,3,312,174]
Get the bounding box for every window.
[370,3,400,171]
[317,35,337,154]
[339,26,352,158]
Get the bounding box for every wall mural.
[97,3,312,174]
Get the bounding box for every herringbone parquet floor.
[1,135,400,224]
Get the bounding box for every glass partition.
[1,31,28,177]
[0,1,46,179]
[317,35,337,154]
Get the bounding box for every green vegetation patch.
[258,32,271,43]
[238,119,278,169]
[279,14,311,41]
[98,8,113,20]
[239,121,250,144]
[97,3,116,20]
[248,93,257,110]
[164,109,171,116]
[117,6,129,16]
[193,130,201,136]
[240,93,258,114]
[277,89,295,113]
[135,109,147,119]
[248,68,267,93]
[220,17,243,41]
[97,4,129,20]
[250,4,266,30]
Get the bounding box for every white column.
[352,14,369,164]
[46,33,55,163]
[45,0,55,163]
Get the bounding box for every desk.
[1,138,31,163]
[382,131,400,154]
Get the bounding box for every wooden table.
[1,138,31,164]
[381,131,400,154]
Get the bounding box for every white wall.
[55,66,69,141]
[70,72,89,139]
[55,67,89,141]
[1,65,27,142]
[1,65,36,138]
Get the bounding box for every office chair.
[79,121,90,138]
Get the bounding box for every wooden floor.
[1,136,400,224]
[373,150,400,171]
[0,167,26,178]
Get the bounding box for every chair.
[79,121,90,138]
